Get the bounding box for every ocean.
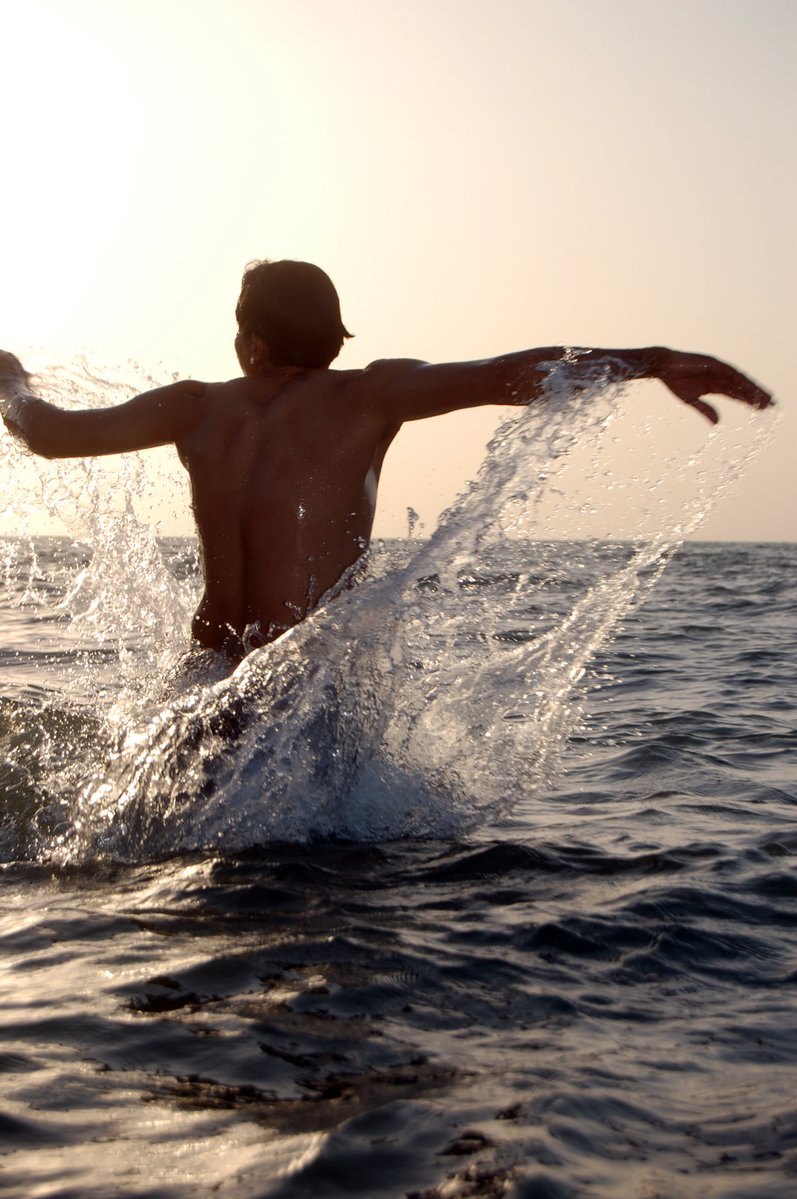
[1,376,794,1197]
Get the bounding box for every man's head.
[235,259,352,370]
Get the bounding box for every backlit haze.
[2,0,794,540]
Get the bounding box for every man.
[0,259,773,663]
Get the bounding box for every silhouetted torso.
[177,369,398,658]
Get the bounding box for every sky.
[1,0,794,540]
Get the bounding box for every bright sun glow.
[2,0,794,540]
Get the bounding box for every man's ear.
[249,333,271,368]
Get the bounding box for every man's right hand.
[0,351,31,387]
[0,352,36,439]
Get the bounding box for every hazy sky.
[2,0,794,540]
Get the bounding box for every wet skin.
[177,365,398,656]
[0,341,773,660]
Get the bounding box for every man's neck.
[252,364,308,380]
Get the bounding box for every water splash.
[1,356,196,700]
[0,355,772,860]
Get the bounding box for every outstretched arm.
[0,351,203,458]
[361,346,772,427]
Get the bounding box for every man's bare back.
[0,259,773,663]
[180,366,400,656]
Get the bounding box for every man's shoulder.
[162,378,208,395]
[341,358,428,397]
[150,378,209,409]
[361,357,428,377]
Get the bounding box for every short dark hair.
[235,259,352,368]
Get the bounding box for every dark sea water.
[1,536,795,1199]
[0,364,791,1197]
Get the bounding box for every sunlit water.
[1,361,794,1197]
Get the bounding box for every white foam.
[1,355,768,859]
